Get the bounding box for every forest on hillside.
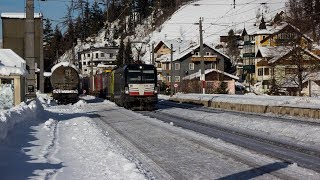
[43,0,194,71]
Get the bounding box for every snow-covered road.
[0,95,320,179]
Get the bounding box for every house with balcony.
[240,17,273,86]
[240,16,315,89]
[78,46,119,76]
[153,39,231,92]
[256,46,320,95]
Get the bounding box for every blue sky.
[0,0,96,39]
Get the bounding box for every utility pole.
[90,46,94,94]
[199,17,205,94]
[170,44,174,97]
[71,42,75,65]
[39,15,44,93]
[151,43,155,65]
[25,0,36,99]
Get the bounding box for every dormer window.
[195,52,200,56]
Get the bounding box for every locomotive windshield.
[127,69,156,83]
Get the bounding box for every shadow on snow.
[216,162,290,180]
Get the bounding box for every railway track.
[137,100,320,172]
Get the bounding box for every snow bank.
[0,98,44,140]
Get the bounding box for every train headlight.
[125,87,129,94]
[154,87,158,94]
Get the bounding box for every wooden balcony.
[191,56,217,62]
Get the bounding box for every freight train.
[50,62,80,104]
[109,64,158,110]
[85,64,158,110]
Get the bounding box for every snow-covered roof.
[1,12,42,19]
[254,29,272,35]
[183,69,239,80]
[257,46,292,59]
[159,42,230,63]
[270,47,320,64]
[0,49,26,76]
[51,62,79,73]
[260,22,313,43]
[43,72,52,77]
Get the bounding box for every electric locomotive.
[108,64,158,110]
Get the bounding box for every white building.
[78,47,119,76]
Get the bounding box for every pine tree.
[90,1,104,35]
[74,16,83,41]
[50,26,63,65]
[116,38,125,66]
[43,19,53,46]
[43,19,54,71]
[83,1,91,39]
[226,29,239,73]
[136,0,151,23]
[124,39,134,64]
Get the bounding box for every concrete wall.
[170,97,320,119]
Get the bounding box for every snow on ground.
[0,95,146,179]
[1,93,320,179]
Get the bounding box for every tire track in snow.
[42,118,62,179]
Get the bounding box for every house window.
[87,53,91,57]
[110,53,113,58]
[206,52,211,56]
[162,76,166,81]
[163,63,171,70]
[101,53,105,57]
[96,53,99,58]
[83,61,86,65]
[175,63,180,70]
[189,63,194,70]
[195,52,200,56]
[167,76,171,82]
[84,69,87,72]
[264,68,269,76]
[258,68,263,76]
[285,68,296,75]
[175,76,180,82]
[162,63,166,70]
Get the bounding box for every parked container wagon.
[50,62,80,104]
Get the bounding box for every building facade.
[1,12,44,93]
[78,46,119,76]
[154,39,230,89]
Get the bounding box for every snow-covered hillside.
[141,0,286,63]
[60,0,286,64]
